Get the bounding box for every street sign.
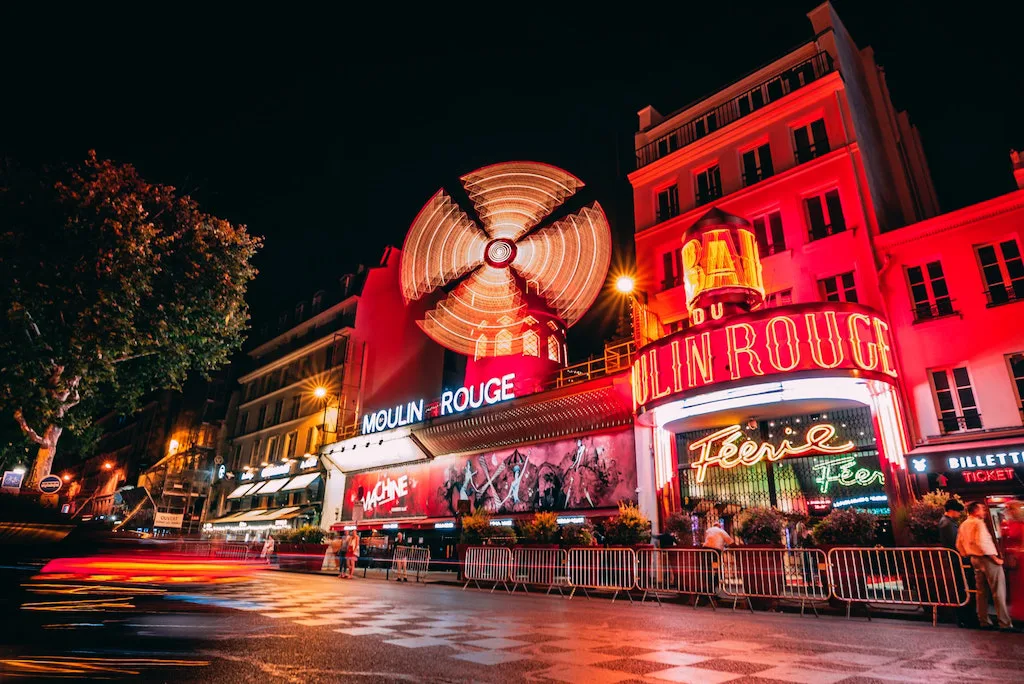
[154,512,185,529]
[2,470,25,495]
[38,475,63,494]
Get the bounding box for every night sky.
[4,1,1021,360]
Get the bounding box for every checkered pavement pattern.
[185,581,960,683]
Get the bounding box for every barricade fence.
[827,546,969,624]
[462,546,513,592]
[718,548,830,615]
[392,545,431,582]
[566,547,637,602]
[455,545,968,625]
[636,548,719,607]
[511,547,569,594]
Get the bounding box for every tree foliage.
[0,152,261,485]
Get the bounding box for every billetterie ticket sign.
[632,302,897,413]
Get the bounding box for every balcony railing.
[940,413,983,434]
[695,187,722,207]
[794,139,831,164]
[636,51,836,169]
[742,167,773,187]
[912,300,957,323]
[656,205,680,224]
[807,222,847,242]
[542,339,636,391]
[984,283,1024,307]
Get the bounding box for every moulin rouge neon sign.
[632,302,897,413]
[361,373,516,435]
[688,423,855,483]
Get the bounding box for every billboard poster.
[343,430,636,520]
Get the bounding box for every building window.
[805,189,846,241]
[277,311,288,329]
[548,335,561,362]
[694,165,722,206]
[764,289,793,308]
[474,335,487,361]
[752,211,785,258]
[294,302,305,322]
[265,436,278,463]
[311,291,325,314]
[494,329,513,355]
[656,185,680,223]
[283,431,298,458]
[236,411,248,437]
[907,261,954,321]
[819,272,857,303]
[272,399,283,425]
[741,143,774,186]
[1007,353,1024,422]
[305,426,320,454]
[977,239,1024,306]
[793,118,829,163]
[662,247,683,290]
[523,330,539,357]
[231,444,242,470]
[930,367,982,433]
[325,344,335,369]
[664,319,689,334]
[251,439,262,466]
[290,396,301,421]
[257,405,267,429]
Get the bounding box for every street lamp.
[313,386,327,400]
[103,462,113,470]
[615,275,636,295]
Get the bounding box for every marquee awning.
[226,483,256,499]
[282,473,320,491]
[413,379,633,457]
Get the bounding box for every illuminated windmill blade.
[401,190,488,303]
[511,202,612,327]
[460,161,584,241]
[417,267,529,357]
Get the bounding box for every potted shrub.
[518,511,559,546]
[906,490,966,545]
[733,507,786,547]
[559,523,596,549]
[811,509,877,548]
[459,509,491,545]
[662,510,695,547]
[604,502,652,547]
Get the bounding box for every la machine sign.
[362,373,516,435]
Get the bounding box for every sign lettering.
[361,373,516,435]
[688,423,855,483]
[363,474,409,512]
[962,468,1015,483]
[947,451,1023,470]
[812,455,884,493]
[632,303,897,413]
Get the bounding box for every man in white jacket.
[956,502,1015,631]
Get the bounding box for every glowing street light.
[313,386,327,399]
[62,474,71,482]
[615,275,636,295]
[103,462,113,470]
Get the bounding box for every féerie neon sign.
[688,423,855,483]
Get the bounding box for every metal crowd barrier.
[566,547,637,602]
[718,548,829,615]
[827,546,969,625]
[511,547,570,595]
[636,548,720,607]
[392,545,431,582]
[462,546,513,593]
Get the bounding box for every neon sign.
[363,474,409,512]
[261,463,290,478]
[632,302,897,413]
[682,225,764,310]
[688,423,855,483]
[812,455,884,493]
[361,373,516,435]
[947,451,1023,470]
[962,468,1015,483]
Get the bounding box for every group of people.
[940,499,1023,632]
[327,531,361,579]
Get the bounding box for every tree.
[0,152,261,488]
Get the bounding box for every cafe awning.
[282,473,320,491]
[226,483,256,499]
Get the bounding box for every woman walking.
[347,531,360,579]
[337,532,350,579]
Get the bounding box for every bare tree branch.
[112,351,158,364]
[14,409,46,445]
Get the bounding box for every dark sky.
[4,1,1022,360]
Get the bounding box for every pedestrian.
[260,534,276,565]
[326,533,343,576]
[956,501,1016,631]
[394,532,409,582]
[1000,500,1024,622]
[939,499,972,627]
[347,531,360,579]
[702,517,733,551]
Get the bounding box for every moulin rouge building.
[628,2,1024,536]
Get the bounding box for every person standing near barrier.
[347,531,360,579]
[337,532,350,578]
[394,532,409,582]
[956,502,1015,631]
[702,520,733,551]
[260,534,276,565]
[1001,501,1024,622]
[939,500,973,628]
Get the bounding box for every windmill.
[400,161,612,390]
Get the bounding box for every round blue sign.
[38,475,63,494]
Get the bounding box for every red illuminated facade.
[628,2,1024,536]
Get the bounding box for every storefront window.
[676,406,888,516]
